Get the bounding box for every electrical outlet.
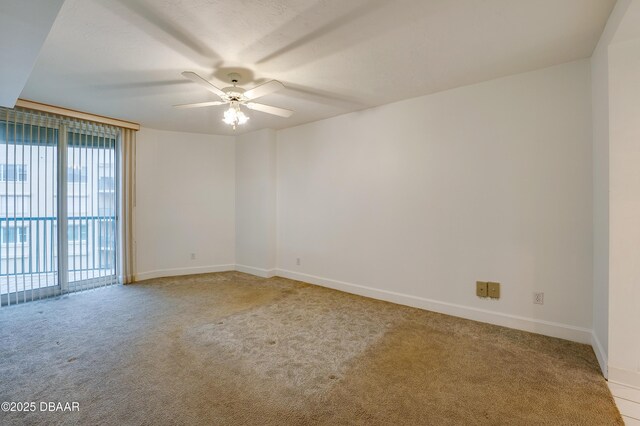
[190,253,196,260]
[296,258,301,266]
[476,281,488,297]
[487,282,500,299]
[533,292,544,305]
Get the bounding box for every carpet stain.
[0,272,622,425]
[310,320,622,425]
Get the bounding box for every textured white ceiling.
[21,0,616,135]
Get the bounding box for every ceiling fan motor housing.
[223,73,246,101]
[222,86,246,102]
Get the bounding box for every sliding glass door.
[66,129,118,292]
[0,120,59,304]
[0,110,120,305]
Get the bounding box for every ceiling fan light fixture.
[237,111,249,124]
[222,102,249,129]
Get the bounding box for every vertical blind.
[0,107,121,306]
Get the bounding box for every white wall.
[135,127,235,280]
[591,44,610,375]
[276,60,594,342]
[608,36,640,388]
[235,129,277,277]
[589,0,632,377]
[585,0,640,388]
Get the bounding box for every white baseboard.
[235,264,276,278]
[609,382,640,403]
[135,264,235,281]
[609,381,640,424]
[609,367,640,390]
[275,269,593,345]
[591,331,609,378]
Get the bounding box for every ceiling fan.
[174,71,294,129]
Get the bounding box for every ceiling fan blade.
[173,100,226,109]
[243,80,285,100]
[181,71,226,99]
[246,102,294,118]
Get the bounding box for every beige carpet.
[0,272,622,425]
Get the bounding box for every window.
[67,224,88,242]
[67,166,87,183]
[98,176,115,191]
[1,225,29,244]
[0,164,28,182]
[98,207,115,216]
[100,252,114,269]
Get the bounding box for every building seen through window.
[0,164,28,182]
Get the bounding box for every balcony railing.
[0,215,117,295]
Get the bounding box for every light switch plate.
[476,281,488,297]
[487,282,500,299]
